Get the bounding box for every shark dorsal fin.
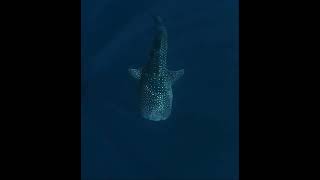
[169,69,184,84]
[128,68,142,80]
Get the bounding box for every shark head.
[140,84,173,121]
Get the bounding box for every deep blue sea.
[81,0,239,179]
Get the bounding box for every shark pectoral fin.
[128,68,142,80]
[169,69,184,84]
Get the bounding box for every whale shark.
[129,16,184,121]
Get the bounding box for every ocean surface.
[81,0,239,179]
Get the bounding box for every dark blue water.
[81,0,239,179]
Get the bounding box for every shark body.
[129,16,184,121]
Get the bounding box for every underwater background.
[81,0,239,179]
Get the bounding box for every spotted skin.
[129,16,184,121]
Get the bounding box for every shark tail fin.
[147,13,164,27]
[152,15,163,25]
